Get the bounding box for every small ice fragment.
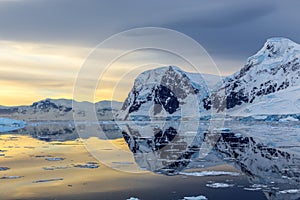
[74,162,100,169]
[43,167,55,170]
[0,167,10,171]
[206,183,234,188]
[278,189,300,194]
[183,195,208,200]
[33,178,63,183]
[127,197,140,200]
[244,187,262,191]
[0,176,23,179]
[45,157,65,161]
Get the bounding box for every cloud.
[0,40,90,105]
[1,0,300,105]
[165,2,276,28]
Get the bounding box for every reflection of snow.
[223,120,300,155]
[179,171,240,177]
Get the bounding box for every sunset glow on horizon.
[0,40,228,106]
[2,0,298,106]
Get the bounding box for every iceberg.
[183,195,208,200]
[0,118,26,133]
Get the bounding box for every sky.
[0,0,300,105]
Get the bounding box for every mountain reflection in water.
[120,121,300,200]
[4,120,300,200]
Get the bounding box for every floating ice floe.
[250,184,268,188]
[278,189,300,194]
[45,157,65,161]
[33,178,63,183]
[43,166,69,170]
[0,118,26,133]
[183,195,208,200]
[243,184,269,191]
[243,187,262,191]
[179,171,240,177]
[74,162,100,169]
[0,176,23,179]
[206,183,234,188]
[0,167,10,171]
[127,197,140,200]
[279,116,299,122]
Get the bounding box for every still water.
[0,120,299,200]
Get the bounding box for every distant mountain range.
[0,99,122,121]
[1,37,299,121]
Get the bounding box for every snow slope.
[230,85,300,116]
[205,37,300,114]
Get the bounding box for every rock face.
[117,66,212,120]
[204,37,300,112]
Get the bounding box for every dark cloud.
[0,0,300,72]
[164,1,276,29]
[160,0,300,71]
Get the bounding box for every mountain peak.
[265,37,294,44]
[206,37,300,112]
[118,66,211,120]
[135,66,181,83]
[256,37,299,58]
[241,37,300,73]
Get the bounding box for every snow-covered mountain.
[0,99,122,121]
[204,37,300,114]
[117,66,221,120]
[2,37,299,121]
[118,37,300,120]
